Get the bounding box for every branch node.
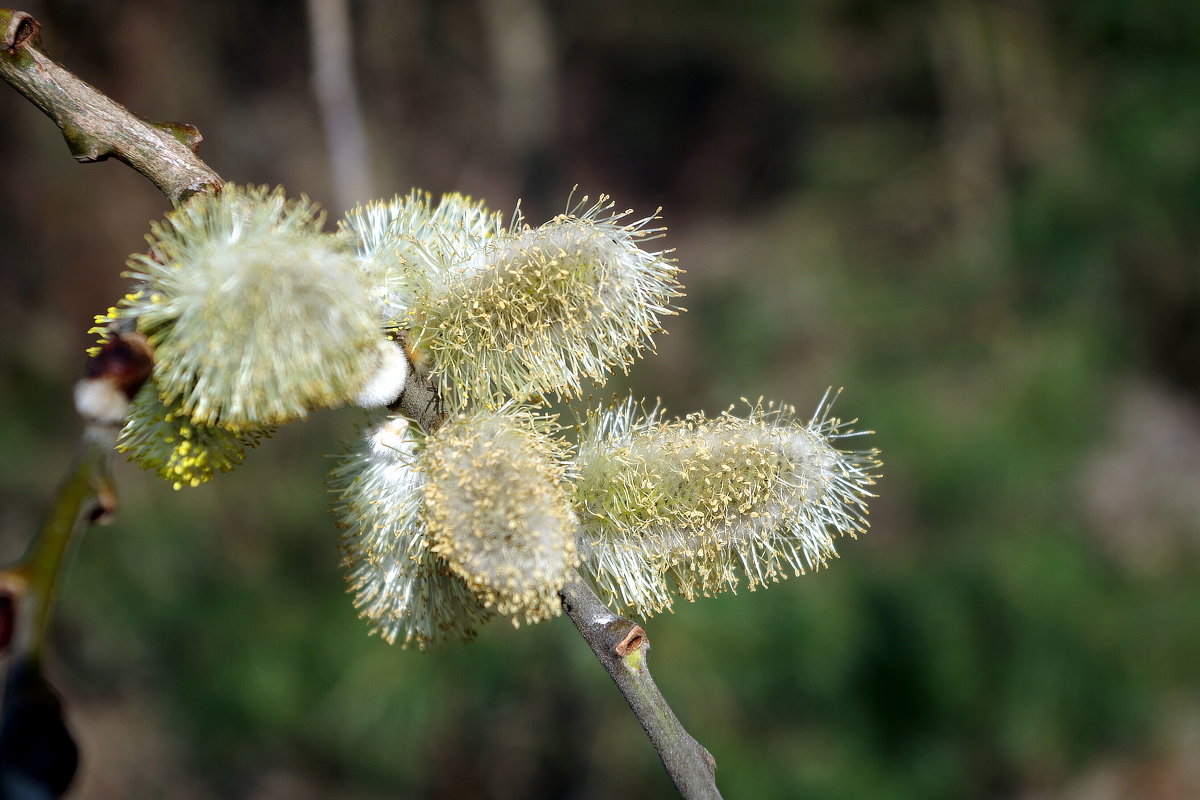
[63,124,114,162]
[178,179,221,204]
[615,624,647,658]
[86,488,117,525]
[561,575,723,797]
[2,10,40,53]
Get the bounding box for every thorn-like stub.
[2,11,41,53]
[615,624,647,658]
[153,121,204,152]
[63,124,113,162]
[86,493,117,525]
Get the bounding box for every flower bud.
[352,338,410,408]
[573,393,880,618]
[74,332,154,426]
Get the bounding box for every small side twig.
[0,9,222,205]
[0,421,114,796]
[0,422,119,795]
[3,427,117,663]
[0,334,152,795]
[560,574,722,799]
[1,334,153,664]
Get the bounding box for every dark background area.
[2,0,1199,797]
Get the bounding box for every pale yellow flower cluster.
[107,185,400,488]
[574,395,880,618]
[423,410,578,625]
[332,417,492,648]
[93,183,879,647]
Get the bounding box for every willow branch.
[1,12,717,798]
[0,9,222,205]
[0,416,117,797]
[2,426,117,663]
[560,574,722,799]
[0,14,210,788]
[0,335,151,794]
[0,334,152,666]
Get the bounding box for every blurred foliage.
[2,0,1199,798]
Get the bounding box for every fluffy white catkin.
[330,417,493,648]
[405,195,682,404]
[572,392,881,618]
[422,408,579,625]
[339,191,506,326]
[117,184,383,427]
[331,407,579,643]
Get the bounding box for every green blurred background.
[2,0,1198,797]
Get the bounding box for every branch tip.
[0,10,223,205]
